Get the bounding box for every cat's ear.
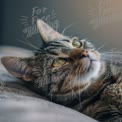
[1,57,34,81]
[37,19,65,42]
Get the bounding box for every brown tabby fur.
[1,20,122,122]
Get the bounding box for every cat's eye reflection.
[72,40,83,48]
[52,59,67,67]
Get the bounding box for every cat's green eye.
[72,41,83,48]
[52,59,67,67]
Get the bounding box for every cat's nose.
[81,50,89,57]
[77,50,89,59]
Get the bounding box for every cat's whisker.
[77,64,82,76]
[22,36,42,51]
[76,65,81,76]
[96,44,104,51]
[100,57,116,60]
[69,79,77,99]
[21,16,28,18]
[17,39,43,52]
[100,56,122,63]
[62,22,77,34]
[62,24,73,35]
[101,52,122,54]
[100,48,121,53]
[79,64,85,75]
[17,39,36,49]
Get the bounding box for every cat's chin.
[73,60,101,85]
[88,61,101,79]
[88,60,101,78]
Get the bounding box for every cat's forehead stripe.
[47,42,66,48]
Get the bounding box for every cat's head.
[1,19,101,92]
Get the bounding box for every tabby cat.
[1,19,122,122]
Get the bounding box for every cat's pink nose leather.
[81,50,89,57]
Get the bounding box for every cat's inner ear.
[37,19,65,42]
[1,57,33,82]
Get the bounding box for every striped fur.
[1,20,122,122]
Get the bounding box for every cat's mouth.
[81,57,97,72]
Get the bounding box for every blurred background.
[0,0,122,51]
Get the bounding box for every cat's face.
[1,20,101,91]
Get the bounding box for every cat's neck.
[85,61,120,98]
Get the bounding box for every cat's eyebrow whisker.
[62,22,77,34]
[23,36,39,48]
[62,24,73,34]
[22,36,42,51]
[17,39,31,46]
[17,39,42,51]
[96,44,104,51]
